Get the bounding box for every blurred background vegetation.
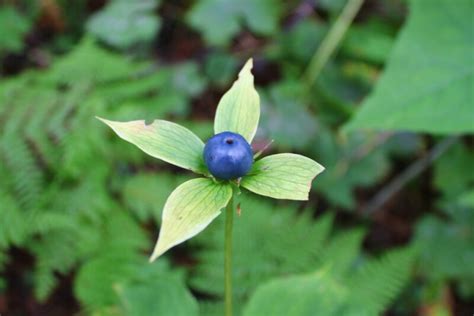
[0,0,472,315]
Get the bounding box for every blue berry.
[203,131,253,180]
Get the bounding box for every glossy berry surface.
[203,131,253,180]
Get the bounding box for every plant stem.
[363,136,459,215]
[303,0,365,86]
[224,193,234,316]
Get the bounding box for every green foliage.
[345,246,417,314]
[86,0,161,49]
[311,130,424,210]
[310,127,391,209]
[122,172,187,223]
[415,208,474,297]
[190,196,335,301]
[433,143,474,200]
[243,246,416,316]
[270,19,327,65]
[340,19,395,64]
[346,0,474,134]
[1,1,471,314]
[0,38,204,309]
[115,262,199,316]
[191,195,415,314]
[244,270,346,316]
[76,256,199,315]
[187,0,284,46]
[204,52,239,87]
[0,6,34,53]
[259,80,318,150]
[415,143,474,299]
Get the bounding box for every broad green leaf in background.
[98,118,207,174]
[241,154,324,200]
[243,270,346,316]
[205,52,239,87]
[214,59,260,143]
[86,0,161,49]
[345,0,474,134]
[115,262,199,316]
[259,80,318,150]
[150,178,232,261]
[186,0,283,46]
[75,252,143,309]
[341,20,395,65]
[243,246,416,316]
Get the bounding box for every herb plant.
[98,59,324,315]
[2,0,471,314]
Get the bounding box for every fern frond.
[345,246,417,315]
[1,134,44,209]
[33,262,59,302]
[0,36,207,308]
[0,191,28,248]
[318,228,366,277]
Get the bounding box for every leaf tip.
[95,116,106,123]
[95,116,115,128]
[149,244,166,262]
[239,58,254,77]
[148,254,158,263]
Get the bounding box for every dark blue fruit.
[203,131,253,180]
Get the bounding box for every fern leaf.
[346,246,417,315]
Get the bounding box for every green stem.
[224,192,234,316]
[303,0,365,86]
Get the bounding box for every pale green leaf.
[214,59,260,143]
[345,0,474,134]
[150,178,232,261]
[241,154,324,200]
[97,118,207,174]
